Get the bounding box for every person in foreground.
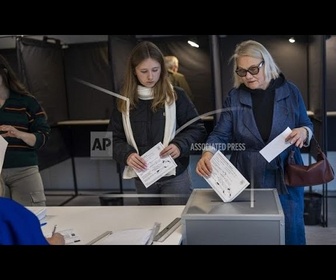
[0,197,65,245]
[0,54,50,206]
[196,40,313,245]
[108,41,207,205]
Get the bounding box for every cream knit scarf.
[122,85,176,179]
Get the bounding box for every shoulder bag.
[284,136,335,186]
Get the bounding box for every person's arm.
[170,89,208,157]
[196,151,214,177]
[0,126,37,146]
[286,82,314,148]
[178,74,193,101]
[0,96,51,148]
[107,97,138,165]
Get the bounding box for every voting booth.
[181,188,285,245]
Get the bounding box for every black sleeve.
[171,87,208,157]
[107,97,137,165]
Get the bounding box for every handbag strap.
[310,134,323,155]
[287,149,295,164]
[311,134,320,149]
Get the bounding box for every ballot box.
[181,188,285,245]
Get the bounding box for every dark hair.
[0,54,31,95]
[0,54,48,119]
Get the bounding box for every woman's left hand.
[285,127,308,148]
[0,125,22,139]
[160,144,180,159]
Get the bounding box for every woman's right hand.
[126,153,147,171]
[196,151,214,177]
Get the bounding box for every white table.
[29,205,184,245]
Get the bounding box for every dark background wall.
[64,42,113,120]
[326,36,336,111]
[109,35,214,116]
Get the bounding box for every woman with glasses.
[196,40,313,245]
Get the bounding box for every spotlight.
[187,40,199,48]
[289,37,295,43]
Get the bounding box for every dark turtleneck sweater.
[240,73,285,143]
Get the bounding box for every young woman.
[0,54,50,206]
[108,41,207,205]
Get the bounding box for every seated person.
[0,197,64,245]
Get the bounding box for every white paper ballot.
[46,228,81,245]
[259,127,292,163]
[204,150,250,202]
[135,142,177,188]
[0,135,8,172]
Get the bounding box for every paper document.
[0,135,8,172]
[46,228,81,245]
[28,207,47,226]
[259,127,292,163]
[135,142,177,188]
[204,150,250,202]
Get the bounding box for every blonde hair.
[118,41,176,113]
[230,40,281,88]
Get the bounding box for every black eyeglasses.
[235,61,264,77]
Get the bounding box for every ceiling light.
[187,40,199,48]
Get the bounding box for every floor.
[45,189,336,245]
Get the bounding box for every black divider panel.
[16,37,68,124]
[326,36,336,112]
[108,35,137,93]
[64,42,114,120]
[16,37,70,169]
[142,36,213,116]
[0,48,19,77]
[38,126,71,170]
[307,35,326,146]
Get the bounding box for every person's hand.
[0,124,37,146]
[196,151,214,177]
[0,125,22,138]
[160,144,180,159]
[285,127,308,148]
[47,232,65,245]
[126,152,147,171]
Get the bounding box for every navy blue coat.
[206,80,313,245]
[207,80,313,193]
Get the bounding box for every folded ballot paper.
[88,222,161,245]
[28,207,47,226]
[203,150,250,202]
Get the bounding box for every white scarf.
[122,85,176,179]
